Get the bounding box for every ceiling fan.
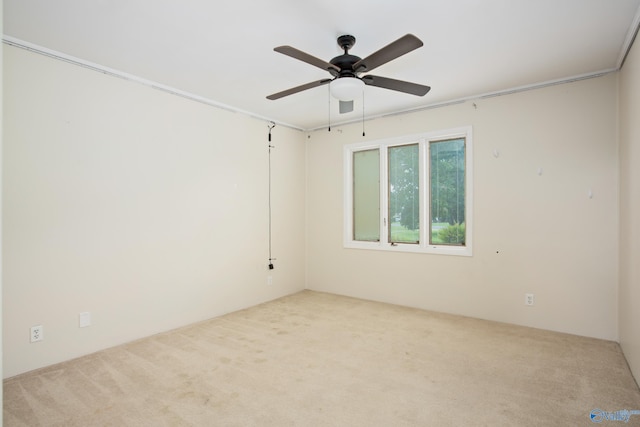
[266,34,431,113]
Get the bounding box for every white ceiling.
[4,0,640,130]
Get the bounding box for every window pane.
[388,144,419,244]
[353,149,380,241]
[430,138,465,246]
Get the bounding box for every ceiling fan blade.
[267,79,332,100]
[339,100,354,114]
[353,34,423,73]
[362,75,431,96]
[274,46,340,74]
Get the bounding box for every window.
[353,149,380,242]
[388,144,419,244]
[344,127,472,256]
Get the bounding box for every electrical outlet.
[525,293,535,306]
[267,276,273,285]
[31,325,43,343]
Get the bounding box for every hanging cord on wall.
[267,121,276,270]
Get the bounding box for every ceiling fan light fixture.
[330,77,364,101]
[267,34,430,103]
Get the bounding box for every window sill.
[344,240,473,257]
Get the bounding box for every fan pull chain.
[328,84,331,132]
[362,90,366,137]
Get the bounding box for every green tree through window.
[389,144,419,243]
[430,139,465,245]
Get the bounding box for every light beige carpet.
[4,290,640,426]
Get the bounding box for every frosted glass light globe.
[330,77,364,101]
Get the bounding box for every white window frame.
[344,126,473,256]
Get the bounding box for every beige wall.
[619,38,640,382]
[2,46,306,378]
[306,74,620,341]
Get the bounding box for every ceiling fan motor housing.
[329,35,360,78]
[330,54,362,78]
[330,35,361,78]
